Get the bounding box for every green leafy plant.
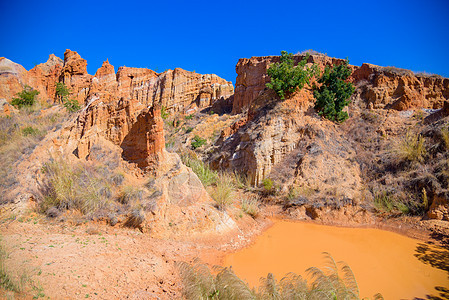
[11,85,39,109]
[191,135,207,149]
[185,114,194,120]
[55,82,70,102]
[55,82,80,112]
[63,98,81,113]
[266,51,318,100]
[313,59,355,122]
[181,152,218,186]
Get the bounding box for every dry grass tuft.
[396,131,426,163]
[209,173,235,211]
[240,194,260,218]
[177,254,383,300]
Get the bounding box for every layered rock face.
[116,67,234,112]
[1,50,234,114]
[27,54,63,102]
[0,55,63,104]
[352,63,449,110]
[59,50,93,105]
[212,90,362,203]
[233,54,347,114]
[0,57,28,103]
[234,54,449,113]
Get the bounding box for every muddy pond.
[223,221,448,299]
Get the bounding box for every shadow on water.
[414,230,449,300]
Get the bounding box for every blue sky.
[1,0,448,83]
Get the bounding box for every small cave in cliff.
[120,106,165,172]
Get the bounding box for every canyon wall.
[0,50,234,114]
[233,54,449,113]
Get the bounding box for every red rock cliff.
[233,54,449,113]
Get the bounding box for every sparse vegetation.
[0,240,23,293]
[266,51,318,100]
[373,191,409,214]
[161,106,169,119]
[191,135,207,149]
[313,59,355,122]
[181,152,218,187]
[209,173,235,211]
[11,85,40,109]
[177,254,383,300]
[63,98,81,113]
[397,131,426,163]
[241,194,259,218]
[441,127,449,150]
[39,159,112,215]
[56,82,80,112]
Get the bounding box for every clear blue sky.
[1,0,448,83]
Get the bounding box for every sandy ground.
[0,208,272,300]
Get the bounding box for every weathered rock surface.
[0,57,29,102]
[1,50,234,115]
[234,54,449,113]
[27,54,63,102]
[353,63,449,110]
[233,54,348,114]
[59,49,93,105]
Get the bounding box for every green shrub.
[21,126,40,136]
[314,59,355,122]
[11,85,39,109]
[185,127,193,133]
[266,51,318,100]
[55,82,70,101]
[185,114,194,120]
[191,135,207,149]
[374,191,409,214]
[63,98,81,113]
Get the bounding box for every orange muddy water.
[223,221,448,299]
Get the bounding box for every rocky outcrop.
[353,63,449,110]
[59,49,93,105]
[211,90,362,204]
[116,67,233,112]
[1,50,234,114]
[0,55,63,104]
[27,54,63,102]
[234,54,449,113]
[233,54,347,114]
[0,57,29,102]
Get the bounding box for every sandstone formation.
[0,55,64,104]
[1,50,234,115]
[27,54,63,102]
[233,54,348,114]
[352,63,449,110]
[0,57,29,102]
[233,54,449,113]
[59,50,93,105]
